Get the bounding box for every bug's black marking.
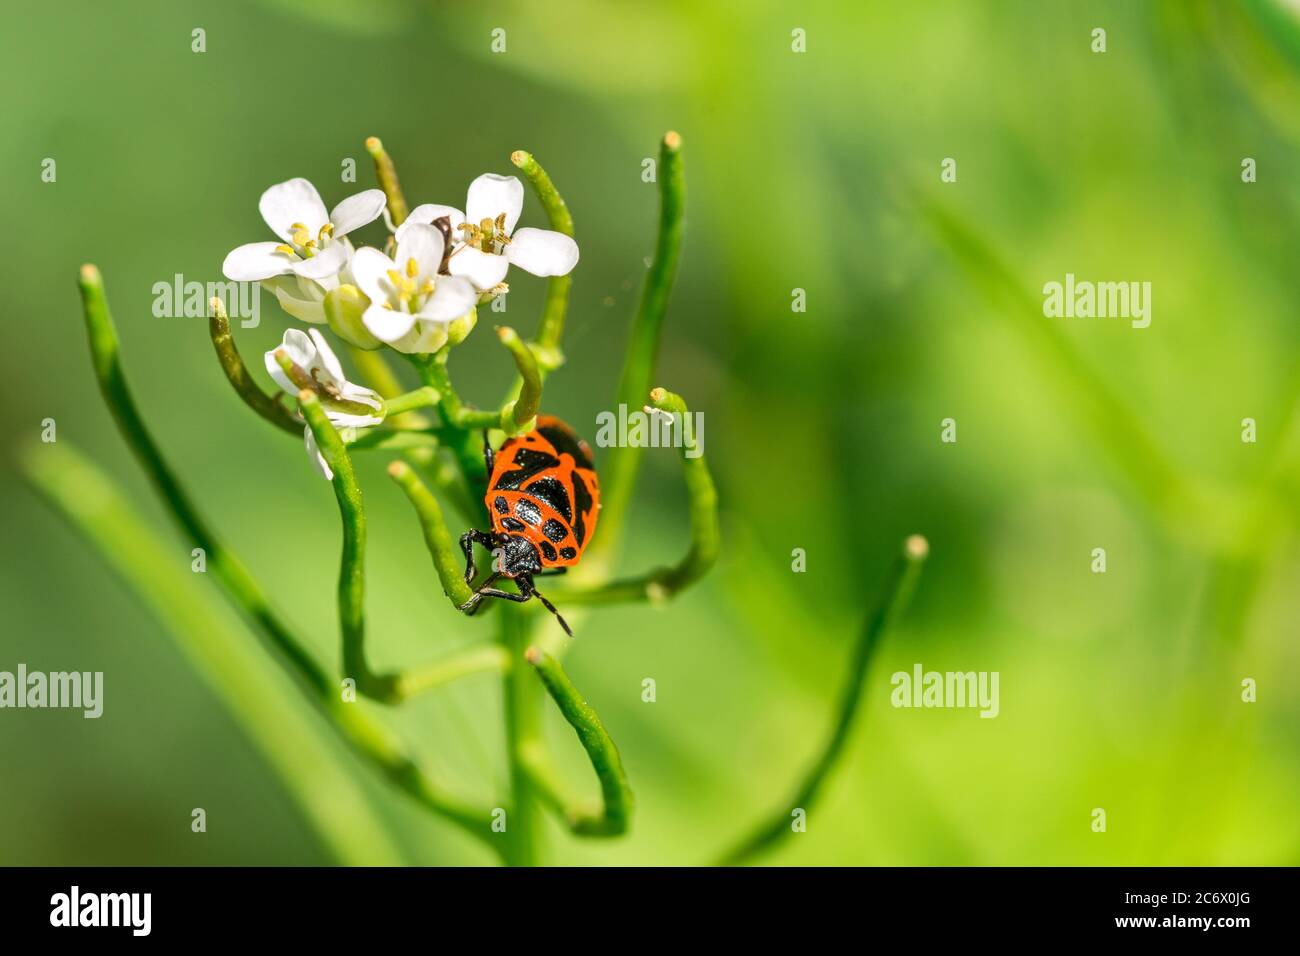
[559,547,577,560]
[493,496,508,515]
[571,471,593,546]
[542,519,568,543]
[538,423,593,471]
[493,448,558,491]
[539,541,557,562]
[514,498,542,526]
[502,517,526,532]
[525,476,571,521]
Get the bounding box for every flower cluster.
[222,172,580,475]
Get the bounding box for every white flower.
[264,328,384,480]
[405,173,579,292]
[350,222,478,354]
[223,178,386,286]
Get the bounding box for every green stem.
[591,131,686,566]
[555,387,717,605]
[524,647,633,836]
[496,325,541,434]
[79,266,329,697]
[296,387,393,700]
[511,149,575,352]
[20,441,405,866]
[500,608,543,865]
[391,644,510,701]
[366,135,409,226]
[387,460,475,606]
[72,266,497,849]
[383,386,442,417]
[207,297,300,435]
[717,535,930,866]
[346,428,441,451]
[349,345,430,431]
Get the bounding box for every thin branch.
[366,135,409,226]
[346,427,441,452]
[386,460,476,607]
[20,440,405,866]
[295,385,393,701]
[717,535,930,866]
[383,385,442,417]
[591,131,686,565]
[496,325,541,434]
[524,646,634,837]
[554,386,717,606]
[511,149,575,353]
[391,644,510,702]
[207,296,300,435]
[80,266,329,696]
[72,266,497,847]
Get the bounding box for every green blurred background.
[2,0,1298,865]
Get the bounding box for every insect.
[458,415,601,636]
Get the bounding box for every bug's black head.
[495,532,542,578]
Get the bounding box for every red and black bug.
[458,416,600,636]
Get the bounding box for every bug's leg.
[459,529,499,584]
[467,586,532,605]
[519,575,573,638]
[459,571,502,614]
[459,531,480,584]
[529,585,573,638]
[482,429,494,476]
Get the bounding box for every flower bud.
[325,284,382,350]
[445,307,478,347]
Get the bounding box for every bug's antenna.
[531,586,573,638]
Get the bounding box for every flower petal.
[405,204,465,232]
[330,189,387,238]
[465,174,524,235]
[386,319,449,355]
[223,242,294,281]
[304,427,333,481]
[350,247,396,303]
[416,276,479,322]
[394,223,445,280]
[447,246,509,291]
[271,285,327,324]
[307,328,346,384]
[504,228,580,277]
[336,381,385,418]
[361,303,417,343]
[291,241,349,281]
[259,178,330,242]
[265,328,313,393]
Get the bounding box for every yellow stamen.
[319,223,334,240]
[405,257,419,278]
[275,244,295,256]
